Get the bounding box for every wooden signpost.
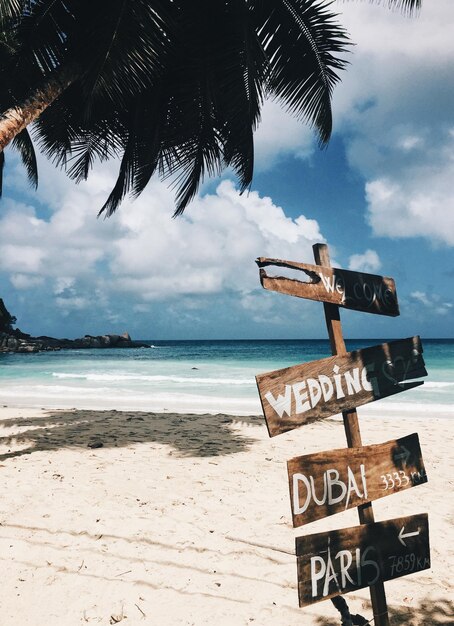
[288,433,427,527]
[256,336,427,437]
[254,243,430,626]
[296,513,430,607]
[257,257,399,317]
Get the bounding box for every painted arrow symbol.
[394,445,411,466]
[398,526,420,547]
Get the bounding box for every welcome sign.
[256,257,399,317]
[256,336,427,437]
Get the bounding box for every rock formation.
[0,299,149,353]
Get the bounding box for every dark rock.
[0,299,150,354]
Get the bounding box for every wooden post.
[313,243,390,626]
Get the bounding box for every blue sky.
[0,1,453,340]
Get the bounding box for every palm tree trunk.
[0,64,77,152]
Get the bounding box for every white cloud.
[111,178,325,300]
[409,290,453,316]
[0,157,326,310]
[366,166,454,245]
[55,296,89,311]
[0,243,46,273]
[54,277,76,295]
[348,249,381,273]
[410,291,430,307]
[10,273,44,290]
[333,0,454,247]
[254,99,315,170]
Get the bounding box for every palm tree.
[0,12,38,195]
[0,0,421,215]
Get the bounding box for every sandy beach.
[0,404,452,625]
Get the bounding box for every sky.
[0,1,453,340]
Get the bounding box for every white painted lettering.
[293,381,310,414]
[360,464,368,499]
[353,282,363,301]
[344,367,362,395]
[265,386,292,418]
[319,374,334,402]
[323,545,341,597]
[356,548,362,585]
[345,466,364,509]
[309,544,381,599]
[326,469,347,505]
[361,363,380,395]
[293,473,311,515]
[332,365,345,399]
[310,474,328,506]
[307,378,322,408]
[311,556,326,597]
[337,550,355,588]
[320,273,336,294]
[363,282,374,304]
[361,546,380,585]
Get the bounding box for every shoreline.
[0,405,452,624]
[1,400,453,419]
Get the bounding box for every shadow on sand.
[0,409,263,461]
[315,596,454,626]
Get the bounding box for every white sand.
[0,405,452,625]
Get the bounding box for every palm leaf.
[75,0,172,112]
[2,0,352,216]
[383,0,421,16]
[0,0,22,23]
[254,0,349,145]
[98,131,137,217]
[11,127,38,189]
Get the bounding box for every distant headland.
[0,298,149,353]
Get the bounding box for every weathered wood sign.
[256,336,427,437]
[288,433,427,527]
[296,513,430,607]
[256,257,399,317]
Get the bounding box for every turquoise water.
[0,339,452,413]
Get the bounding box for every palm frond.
[18,0,76,75]
[340,0,421,16]
[98,132,136,217]
[1,0,354,216]
[254,0,349,145]
[384,0,421,16]
[75,0,171,113]
[213,2,267,191]
[11,127,38,188]
[0,0,22,23]
[66,123,122,183]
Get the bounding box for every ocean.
[0,339,453,415]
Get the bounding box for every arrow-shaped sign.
[393,445,411,466]
[296,513,430,607]
[398,526,421,547]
